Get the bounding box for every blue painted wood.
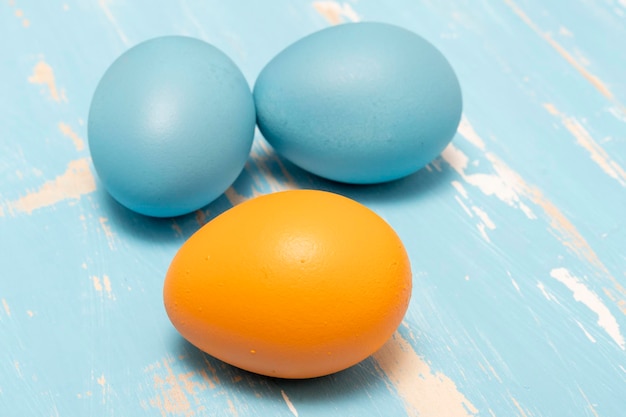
[1,1,625,416]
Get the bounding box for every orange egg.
[163,190,412,378]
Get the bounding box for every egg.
[254,22,462,184]
[163,190,412,379]
[88,36,255,217]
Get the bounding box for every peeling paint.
[281,390,299,417]
[28,61,63,102]
[550,268,625,349]
[58,122,85,151]
[312,1,360,25]
[98,0,130,45]
[543,103,626,187]
[504,0,615,100]
[6,158,95,215]
[373,332,478,417]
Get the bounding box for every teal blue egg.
[254,22,462,184]
[88,36,255,217]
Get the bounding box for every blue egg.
[88,36,255,217]
[254,22,462,184]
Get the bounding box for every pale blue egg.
[254,22,462,184]
[88,36,255,217]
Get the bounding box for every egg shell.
[163,190,412,379]
[254,22,462,184]
[88,36,255,217]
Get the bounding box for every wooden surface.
[1,1,625,416]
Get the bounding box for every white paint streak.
[579,388,600,417]
[373,332,478,417]
[477,223,491,243]
[179,0,210,41]
[281,390,299,417]
[451,180,469,199]
[454,196,473,217]
[508,271,522,294]
[458,116,486,150]
[98,0,130,45]
[550,268,625,349]
[472,206,496,229]
[510,396,530,417]
[537,282,556,301]
[442,144,536,219]
[544,103,626,187]
[7,158,96,215]
[558,26,573,37]
[2,299,10,317]
[505,0,615,100]
[312,1,360,25]
[608,106,626,123]
[575,320,597,343]
[445,118,626,315]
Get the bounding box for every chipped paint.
[550,268,625,349]
[91,276,103,292]
[3,3,626,416]
[224,187,248,206]
[578,388,600,417]
[373,332,478,417]
[312,1,360,25]
[91,275,114,299]
[451,180,469,199]
[195,209,208,226]
[450,117,626,309]
[281,390,299,417]
[102,275,113,299]
[543,103,626,187]
[28,61,63,102]
[144,356,243,417]
[2,299,10,317]
[98,0,130,45]
[454,195,473,217]
[97,374,107,403]
[575,320,597,343]
[472,205,496,241]
[442,144,536,220]
[99,217,116,250]
[504,0,614,100]
[58,122,85,151]
[7,158,96,215]
[510,396,530,417]
[537,281,557,302]
[149,359,194,416]
[458,116,486,150]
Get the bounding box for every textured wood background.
[1,1,625,416]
